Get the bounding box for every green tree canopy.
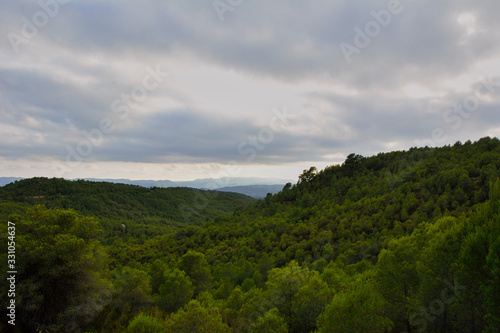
[179,250,213,295]
[10,205,111,332]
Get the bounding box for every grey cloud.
[5,0,499,87]
[1,0,499,174]
[0,67,114,129]
[85,109,327,164]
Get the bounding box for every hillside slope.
[153,137,499,266]
[1,137,499,333]
[0,178,254,240]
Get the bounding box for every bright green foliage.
[320,264,350,293]
[454,180,500,332]
[149,259,167,294]
[375,236,420,332]
[265,260,331,332]
[317,281,392,332]
[416,216,467,330]
[102,266,153,330]
[1,137,499,332]
[179,251,213,295]
[222,287,246,331]
[266,261,311,327]
[454,226,489,331]
[127,313,164,333]
[484,181,500,331]
[215,277,235,299]
[250,308,288,333]
[484,236,500,332]
[164,300,231,333]
[0,177,254,241]
[223,287,275,333]
[157,268,194,313]
[112,266,152,311]
[291,275,332,332]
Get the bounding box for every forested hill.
[0,137,499,333]
[254,136,499,227]
[0,178,254,238]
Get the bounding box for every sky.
[1,0,500,182]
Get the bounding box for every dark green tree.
[157,268,194,313]
[179,251,213,295]
[164,300,231,333]
[251,308,288,333]
[317,280,392,332]
[10,206,111,332]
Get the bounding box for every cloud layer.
[1,0,499,180]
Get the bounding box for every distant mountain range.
[217,184,286,198]
[0,176,293,198]
[0,177,24,186]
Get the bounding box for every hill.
[0,178,254,240]
[0,176,293,198]
[1,137,499,332]
[0,177,254,220]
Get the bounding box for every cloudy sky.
[1,0,499,182]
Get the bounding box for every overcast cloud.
[1,0,499,181]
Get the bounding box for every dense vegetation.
[0,179,253,242]
[1,136,499,332]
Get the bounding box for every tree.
[149,259,167,294]
[266,261,311,330]
[454,180,500,332]
[454,226,489,332]
[298,167,318,184]
[317,280,393,332]
[375,236,420,332]
[103,266,153,330]
[343,153,365,176]
[112,266,153,311]
[251,308,288,333]
[236,287,275,332]
[157,268,194,313]
[9,205,111,332]
[164,300,231,333]
[291,274,331,332]
[179,251,213,295]
[484,235,500,331]
[257,252,275,281]
[223,287,246,332]
[417,217,467,331]
[127,313,165,333]
[483,180,500,331]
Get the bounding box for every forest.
[1,136,499,332]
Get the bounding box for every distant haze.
[0,177,291,198]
